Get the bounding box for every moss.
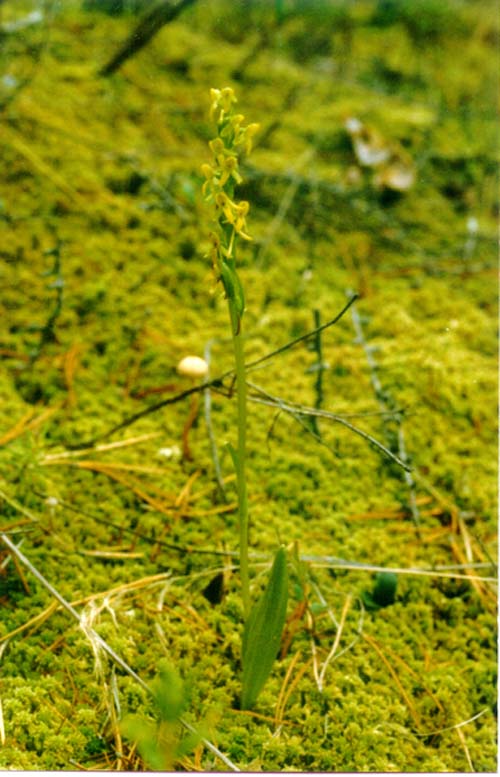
[0,0,497,770]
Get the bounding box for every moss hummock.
[0,0,496,771]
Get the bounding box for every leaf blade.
[241,546,288,710]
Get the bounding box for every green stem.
[229,300,250,619]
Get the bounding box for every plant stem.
[229,300,250,619]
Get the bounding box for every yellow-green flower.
[219,155,242,186]
[243,123,260,154]
[209,87,238,123]
[204,87,259,307]
[233,201,251,239]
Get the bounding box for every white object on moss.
[176,355,209,379]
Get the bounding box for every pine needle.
[0,407,57,446]
[363,633,422,729]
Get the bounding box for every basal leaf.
[241,546,288,710]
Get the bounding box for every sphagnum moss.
[0,2,497,771]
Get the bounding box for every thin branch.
[415,708,489,738]
[99,0,198,77]
[247,381,411,471]
[308,308,325,438]
[244,294,358,374]
[302,556,497,582]
[64,296,357,449]
[348,292,421,527]
[31,492,233,558]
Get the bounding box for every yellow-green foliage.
[0,0,497,771]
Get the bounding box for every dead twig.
[99,0,198,77]
[64,296,358,450]
[247,381,410,471]
[348,292,421,530]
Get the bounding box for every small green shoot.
[361,571,398,611]
[121,661,199,771]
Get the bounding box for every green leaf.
[372,571,398,607]
[152,662,186,723]
[220,261,245,330]
[361,572,398,611]
[121,716,166,771]
[241,546,288,710]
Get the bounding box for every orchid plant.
[202,87,288,709]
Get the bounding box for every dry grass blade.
[41,432,162,462]
[0,410,36,446]
[174,470,201,507]
[61,342,83,407]
[416,708,489,738]
[0,485,40,525]
[80,549,145,560]
[275,660,311,731]
[0,406,57,447]
[274,651,312,730]
[363,632,449,733]
[0,601,59,644]
[450,539,497,609]
[46,461,178,519]
[44,460,238,523]
[43,458,167,475]
[455,724,473,771]
[317,594,353,692]
[109,672,123,771]
[308,608,321,692]
[187,502,238,517]
[9,550,31,594]
[274,649,303,728]
[412,471,461,533]
[0,519,32,534]
[0,573,172,647]
[70,572,172,608]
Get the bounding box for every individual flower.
[209,137,229,163]
[242,123,260,154]
[219,155,242,186]
[209,87,238,123]
[233,201,251,239]
[214,191,236,224]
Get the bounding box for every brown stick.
[181,393,200,461]
[99,0,198,77]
